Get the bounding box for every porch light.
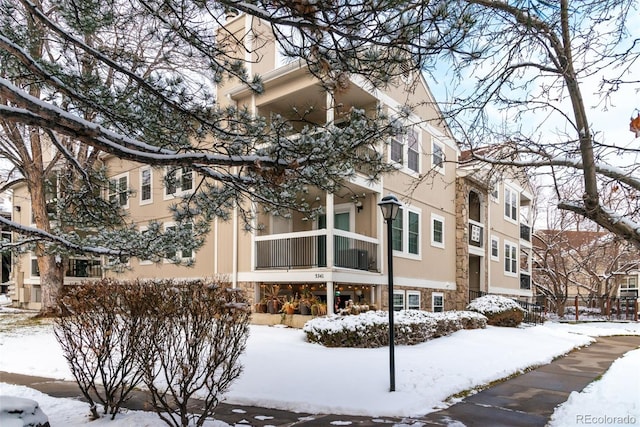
[378,193,402,392]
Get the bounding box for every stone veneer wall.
[454,178,470,310]
[236,281,256,306]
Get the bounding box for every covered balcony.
[253,179,381,273]
[255,229,378,271]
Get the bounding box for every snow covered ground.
[0,309,638,426]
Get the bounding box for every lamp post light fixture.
[378,194,402,392]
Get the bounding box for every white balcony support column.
[327,281,335,314]
[232,204,238,289]
[326,193,335,268]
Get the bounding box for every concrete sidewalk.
[1,335,639,426]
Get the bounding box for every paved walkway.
[1,335,639,426]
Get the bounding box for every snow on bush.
[467,294,525,314]
[303,310,487,348]
[467,295,525,327]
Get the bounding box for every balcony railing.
[520,223,531,242]
[468,220,484,248]
[255,229,379,271]
[31,258,102,278]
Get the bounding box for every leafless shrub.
[54,279,146,420]
[135,279,251,427]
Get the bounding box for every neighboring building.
[7,14,535,314]
[532,229,639,300]
[618,268,639,298]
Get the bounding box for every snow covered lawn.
[0,309,638,426]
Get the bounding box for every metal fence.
[468,290,545,325]
[562,295,639,321]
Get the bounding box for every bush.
[55,278,250,427]
[55,279,146,420]
[466,295,525,327]
[136,280,250,427]
[303,310,487,348]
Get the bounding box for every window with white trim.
[432,292,444,312]
[621,276,637,290]
[393,291,404,312]
[504,241,518,275]
[432,140,445,172]
[390,135,404,164]
[407,130,419,173]
[164,223,194,262]
[407,291,421,310]
[140,167,152,205]
[504,186,518,221]
[392,207,421,256]
[390,127,420,173]
[431,213,445,248]
[165,167,193,198]
[392,208,403,251]
[491,236,499,261]
[139,226,152,265]
[109,173,129,208]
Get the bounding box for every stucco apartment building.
[7,14,535,317]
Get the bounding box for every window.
[390,127,420,173]
[393,290,421,310]
[504,187,518,221]
[140,168,152,205]
[504,241,518,275]
[407,291,421,310]
[432,140,445,171]
[165,167,193,198]
[164,223,194,262]
[622,277,637,290]
[391,207,421,256]
[109,173,129,208]
[431,214,445,248]
[399,62,414,85]
[139,226,152,265]
[393,291,405,312]
[408,211,419,255]
[392,209,403,251]
[432,292,444,312]
[390,135,404,164]
[30,258,39,277]
[491,236,499,261]
[407,130,419,173]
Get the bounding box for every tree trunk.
[37,253,65,316]
[556,300,566,317]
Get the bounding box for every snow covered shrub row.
[55,278,250,427]
[303,310,487,348]
[466,294,525,327]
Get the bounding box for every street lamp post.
[378,194,402,392]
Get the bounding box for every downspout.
[233,204,238,289]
